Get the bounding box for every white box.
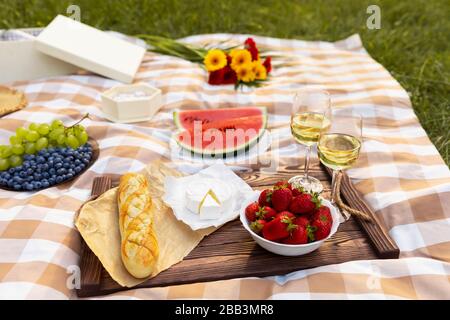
[100,83,162,123]
[0,29,79,84]
[35,15,146,83]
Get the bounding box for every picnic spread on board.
[0,16,449,300]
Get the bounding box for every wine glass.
[289,89,331,193]
[317,114,362,216]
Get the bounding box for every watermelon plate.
[173,107,267,156]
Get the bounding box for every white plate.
[169,131,272,165]
[162,164,256,230]
[239,191,341,256]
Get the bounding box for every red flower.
[208,68,225,85]
[263,56,272,73]
[245,38,256,49]
[208,66,237,85]
[226,54,232,64]
[222,65,237,84]
[244,37,259,61]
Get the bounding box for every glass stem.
[330,170,340,204]
[304,145,311,180]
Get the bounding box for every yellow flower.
[204,49,227,72]
[252,61,267,80]
[235,63,256,82]
[230,49,252,71]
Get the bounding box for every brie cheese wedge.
[185,178,232,220]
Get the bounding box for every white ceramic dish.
[239,192,341,256]
[100,83,162,123]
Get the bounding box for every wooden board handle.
[77,176,112,297]
[325,167,400,259]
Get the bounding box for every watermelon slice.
[173,107,267,156]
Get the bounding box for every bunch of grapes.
[0,116,89,172]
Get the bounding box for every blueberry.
[26,168,33,176]
[56,176,63,183]
[82,159,90,165]
[42,181,50,188]
[7,179,14,187]
[48,177,56,185]
[47,148,55,153]
[34,173,42,180]
[37,156,45,163]
[8,168,15,175]
[25,183,34,191]
[0,179,6,185]
[29,160,36,166]
[19,171,27,178]
[48,160,54,168]
[63,162,70,169]
[31,165,37,171]
[66,156,74,162]
[58,168,67,175]
[34,181,42,189]
[49,168,56,175]
[74,166,82,173]
[55,163,63,169]
[42,172,49,179]
[13,184,21,190]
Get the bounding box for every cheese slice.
[198,190,222,220]
[185,178,231,221]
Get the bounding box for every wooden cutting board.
[76,162,399,297]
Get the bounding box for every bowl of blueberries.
[0,141,98,192]
[0,117,98,192]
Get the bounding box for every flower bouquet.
[139,35,272,89]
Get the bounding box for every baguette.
[117,173,159,278]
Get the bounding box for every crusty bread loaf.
[117,173,159,278]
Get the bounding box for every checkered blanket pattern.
[0,33,449,299]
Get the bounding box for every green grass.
[1,0,449,165]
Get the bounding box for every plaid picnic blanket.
[1,33,449,300]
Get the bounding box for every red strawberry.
[258,189,273,207]
[312,206,332,222]
[292,186,304,197]
[311,208,333,241]
[262,214,297,241]
[271,187,293,212]
[294,216,310,228]
[282,225,308,244]
[250,219,266,234]
[274,180,292,191]
[245,202,260,222]
[258,206,277,221]
[289,192,321,215]
[276,211,295,220]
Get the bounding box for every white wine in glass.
[289,90,331,193]
[318,114,362,219]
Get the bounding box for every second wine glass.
[289,89,331,193]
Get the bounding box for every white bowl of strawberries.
[240,180,340,256]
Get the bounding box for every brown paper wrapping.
[75,162,215,287]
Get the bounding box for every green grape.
[25,130,40,142]
[35,137,49,151]
[24,143,36,155]
[12,144,25,155]
[29,123,39,131]
[0,158,10,171]
[49,128,64,140]
[66,135,80,149]
[57,135,66,146]
[2,146,13,158]
[38,124,50,136]
[51,119,64,129]
[77,131,89,145]
[9,155,23,167]
[9,135,23,145]
[16,127,28,138]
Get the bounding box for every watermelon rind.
[174,108,268,157]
